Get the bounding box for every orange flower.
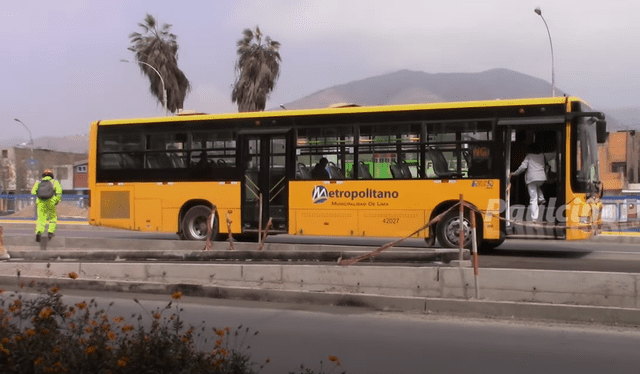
[107,331,116,341]
[215,330,225,337]
[122,325,133,332]
[328,355,341,366]
[75,302,87,310]
[14,335,22,342]
[90,320,98,327]
[68,322,76,330]
[114,317,124,323]
[0,288,5,295]
[25,329,36,337]
[153,312,161,320]
[52,347,60,354]
[39,307,53,319]
[49,286,60,294]
[68,272,78,279]
[1,337,9,345]
[84,327,92,334]
[34,357,45,365]
[117,356,129,367]
[171,291,182,300]
[84,346,97,354]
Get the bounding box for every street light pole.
[14,118,36,193]
[534,7,555,97]
[120,59,168,116]
[14,118,34,153]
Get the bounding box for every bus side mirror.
[596,120,608,144]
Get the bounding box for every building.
[73,160,89,191]
[0,147,87,194]
[598,130,640,195]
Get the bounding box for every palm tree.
[128,14,190,113]
[232,26,281,112]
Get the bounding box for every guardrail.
[0,194,88,221]
[602,195,640,232]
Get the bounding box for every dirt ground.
[5,201,89,219]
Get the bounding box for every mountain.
[282,68,566,109]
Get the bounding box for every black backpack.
[37,179,55,200]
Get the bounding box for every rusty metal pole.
[226,212,234,251]
[258,193,263,247]
[258,218,273,251]
[459,194,464,261]
[470,212,480,298]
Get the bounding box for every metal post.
[226,212,234,251]
[258,193,263,246]
[459,194,464,261]
[120,59,168,115]
[470,212,480,298]
[258,217,273,251]
[535,7,555,97]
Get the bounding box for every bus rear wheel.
[181,205,219,241]
[436,210,477,249]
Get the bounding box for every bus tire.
[181,205,219,241]
[436,210,476,249]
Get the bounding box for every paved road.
[3,222,640,272]
[7,287,637,374]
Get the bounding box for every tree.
[232,26,281,112]
[128,14,190,113]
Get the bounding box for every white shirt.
[513,153,547,185]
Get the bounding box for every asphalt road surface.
[7,288,639,374]
[3,223,640,273]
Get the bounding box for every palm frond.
[232,26,281,112]
[128,14,190,113]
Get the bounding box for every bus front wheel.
[436,210,476,249]
[181,205,219,241]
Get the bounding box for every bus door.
[240,131,290,234]
[503,122,565,238]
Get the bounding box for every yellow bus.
[88,97,606,250]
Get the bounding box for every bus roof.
[95,96,585,126]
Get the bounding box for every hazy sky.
[1,0,638,142]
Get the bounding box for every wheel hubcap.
[445,218,471,246]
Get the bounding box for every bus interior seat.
[328,162,344,179]
[399,162,412,178]
[147,152,173,169]
[169,152,186,168]
[390,164,402,179]
[358,161,372,179]
[296,163,312,179]
[390,162,413,179]
[427,148,458,178]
